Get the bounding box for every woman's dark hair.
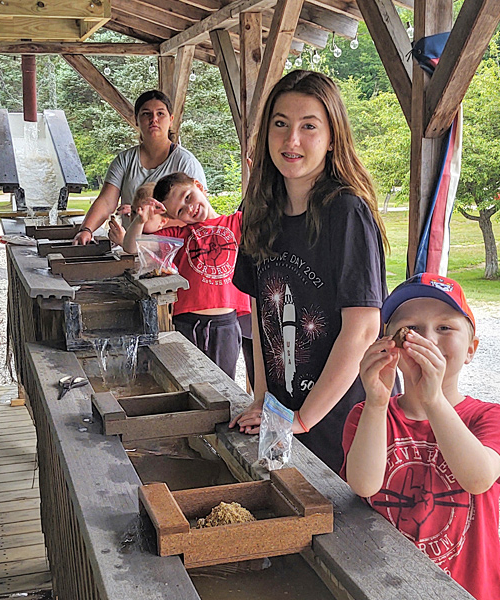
[241,70,388,263]
[134,90,173,119]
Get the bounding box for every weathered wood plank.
[25,343,201,600]
[0,556,49,578]
[0,478,39,494]
[0,543,47,564]
[210,29,242,143]
[62,54,137,130]
[0,519,42,538]
[0,532,45,551]
[171,45,196,143]
[0,570,51,594]
[0,0,108,19]
[114,0,193,33]
[356,0,412,126]
[0,42,160,55]
[112,7,176,41]
[240,11,262,189]
[0,508,41,526]
[425,0,500,137]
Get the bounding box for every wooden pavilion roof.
[0,0,414,61]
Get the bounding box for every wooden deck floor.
[0,385,51,596]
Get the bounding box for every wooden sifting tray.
[38,236,111,258]
[26,223,81,240]
[92,382,230,441]
[139,467,333,568]
[47,252,135,280]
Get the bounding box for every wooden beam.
[356,0,413,126]
[159,0,276,55]
[159,55,175,99]
[111,8,176,41]
[425,0,500,138]
[261,11,329,48]
[105,21,163,43]
[170,46,196,142]
[113,0,194,33]
[0,42,160,55]
[0,18,88,42]
[62,54,137,130]
[240,11,262,189]
[129,0,210,23]
[0,0,109,19]
[303,0,362,21]
[210,29,242,143]
[247,0,305,148]
[299,5,358,37]
[407,0,453,275]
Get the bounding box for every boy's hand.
[359,337,398,408]
[135,198,166,224]
[399,330,446,404]
[116,203,132,217]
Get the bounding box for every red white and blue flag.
[412,33,462,276]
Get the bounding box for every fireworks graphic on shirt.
[301,307,327,341]
[260,275,326,393]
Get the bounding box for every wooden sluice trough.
[3,225,475,600]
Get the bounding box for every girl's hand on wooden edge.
[229,403,263,434]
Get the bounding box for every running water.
[91,335,140,391]
[13,120,60,222]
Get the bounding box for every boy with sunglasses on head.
[123,172,250,380]
[342,273,500,600]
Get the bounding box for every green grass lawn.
[383,209,500,302]
[4,193,500,303]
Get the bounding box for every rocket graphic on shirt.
[282,284,296,395]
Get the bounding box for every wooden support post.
[407,1,453,275]
[170,45,196,144]
[246,0,305,154]
[240,11,262,191]
[62,54,136,130]
[425,0,500,137]
[158,55,175,100]
[210,29,242,144]
[356,0,413,126]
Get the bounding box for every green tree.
[456,43,500,279]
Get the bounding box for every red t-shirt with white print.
[342,395,500,600]
[157,211,250,317]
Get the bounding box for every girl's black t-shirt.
[233,192,387,473]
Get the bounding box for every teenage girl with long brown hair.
[230,70,390,473]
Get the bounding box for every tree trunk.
[479,209,499,279]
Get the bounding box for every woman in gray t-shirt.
[73,90,206,245]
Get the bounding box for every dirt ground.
[0,243,498,405]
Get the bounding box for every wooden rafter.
[105,21,163,43]
[247,0,305,149]
[299,5,358,37]
[210,30,242,142]
[159,0,276,55]
[130,0,210,23]
[425,0,500,138]
[111,8,176,41]
[261,11,329,48]
[62,54,137,130]
[356,0,412,126]
[113,0,195,33]
[171,45,196,142]
[0,42,160,56]
[305,0,362,21]
[240,11,262,187]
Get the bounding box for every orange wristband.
[296,410,309,433]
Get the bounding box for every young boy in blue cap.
[342,273,500,600]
